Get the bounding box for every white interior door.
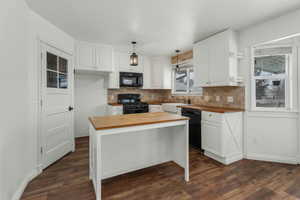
[41,44,74,169]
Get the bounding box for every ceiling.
[26,0,300,56]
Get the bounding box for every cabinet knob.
[209,114,212,117]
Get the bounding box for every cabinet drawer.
[201,121,223,156]
[202,111,224,122]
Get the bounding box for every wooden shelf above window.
[171,50,193,64]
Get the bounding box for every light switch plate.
[227,96,234,103]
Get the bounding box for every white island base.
[89,119,189,200]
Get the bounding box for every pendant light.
[175,49,180,72]
[130,41,138,66]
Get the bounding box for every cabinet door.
[77,43,96,69]
[201,122,222,156]
[209,32,228,84]
[161,58,172,89]
[108,71,119,89]
[96,45,113,71]
[193,41,209,86]
[151,58,162,88]
[118,52,131,72]
[108,53,119,89]
[143,56,151,89]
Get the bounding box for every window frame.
[251,46,292,112]
[46,51,69,89]
[172,66,202,96]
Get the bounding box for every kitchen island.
[89,112,189,200]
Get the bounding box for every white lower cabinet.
[107,105,123,115]
[201,111,243,165]
[149,105,163,112]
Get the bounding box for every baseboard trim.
[246,153,298,165]
[12,168,41,200]
[204,151,243,165]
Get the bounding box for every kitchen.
[2,0,300,200]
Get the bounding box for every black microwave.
[119,72,143,87]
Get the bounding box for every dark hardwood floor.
[22,137,300,200]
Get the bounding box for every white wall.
[238,8,300,164]
[0,3,75,199]
[0,0,31,199]
[27,9,75,170]
[74,74,108,138]
[239,8,300,49]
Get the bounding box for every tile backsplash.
[108,86,245,109]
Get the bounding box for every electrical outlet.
[216,96,220,102]
[227,96,234,103]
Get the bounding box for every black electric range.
[118,94,149,114]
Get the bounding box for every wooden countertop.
[108,103,122,106]
[108,101,183,106]
[177,105,244,113]
[89,112,189,131]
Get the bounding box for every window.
[252,47,292,110]
[46,52,68,89]
[172,65,202,95]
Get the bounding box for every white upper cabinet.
[118,52,130,71]
[142,56,152,89]
[77,42,96,69]
[151,56,172,89]
[108,53,120,89]
[117,52,144,73]
[193,39,210,86]
[193,29,240,87]
[76,42,114,72]
[95,44,114,71]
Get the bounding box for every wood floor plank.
[21,137,300,200]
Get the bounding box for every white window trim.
[171,67,202,96]
[251,47,292,112]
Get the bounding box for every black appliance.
[181,108,202,150]
[118,94,149,114]
[119,72,143,87]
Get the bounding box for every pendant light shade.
[130,41,138,66]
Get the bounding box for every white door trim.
[37,39,75,171]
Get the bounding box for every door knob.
[68,106,74,111]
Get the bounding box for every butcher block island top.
[177,105,244,113]
[89,112,189,131]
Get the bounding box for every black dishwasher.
[181,108,202,150]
